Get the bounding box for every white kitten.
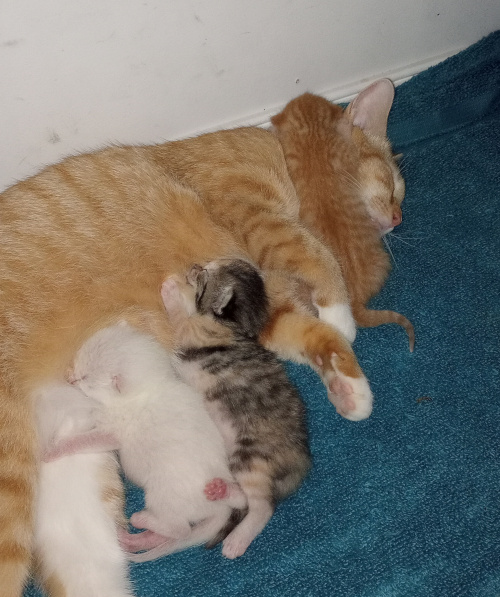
[34,382,133,597]
[45,323,246,562]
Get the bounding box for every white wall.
[1,0,499,191]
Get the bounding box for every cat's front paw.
[325,359,373,421]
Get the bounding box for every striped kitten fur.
[161,259,311,559]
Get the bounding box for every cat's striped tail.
[0,383,37,597]
[354,306,415,352]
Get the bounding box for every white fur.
[60,324,245,560]
[34,384,133,597]
[334,372,373,421]
[316,302,357,343]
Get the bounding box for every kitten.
[34,382,133,597]
[44,323,247,563]
[271,82,415,350]
[0,81,388,592]
[161,259,311,559]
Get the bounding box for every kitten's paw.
[204,477,228,501]
[316,303,357,343]
[42,447,60,463]
[118,528,169,553]
[130,511,150,531]
[222,535,249,559]
[326,365,373,421]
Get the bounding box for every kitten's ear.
[213,285,234,316]
[346,78,395,137]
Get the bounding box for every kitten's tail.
[354,306,415,352]
[0,383,37,597]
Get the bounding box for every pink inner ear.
[346,78,395,138]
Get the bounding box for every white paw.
[330,372,373,421]
[316,303,356,343]
[222,535,248,559]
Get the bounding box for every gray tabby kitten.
[161,258,311,559]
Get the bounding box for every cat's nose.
[392,210,402,227]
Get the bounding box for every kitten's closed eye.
[67,371,87,386]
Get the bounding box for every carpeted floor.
[25,31,500,597]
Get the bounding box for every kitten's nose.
[392,210,402,227]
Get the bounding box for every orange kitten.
[271,81,415,350]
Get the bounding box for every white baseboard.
[194,47,465,137]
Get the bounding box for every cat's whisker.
[396,156,409,172]
[386,234,417,248]
[393,235,425,240]
[382,235,398,267]
[339,169,363,192]
[390,237,415,247]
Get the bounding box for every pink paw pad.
[329,375,353,396]
[204,477,228,501]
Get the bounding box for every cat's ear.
[213,285,234,316]
[346,78,394,137]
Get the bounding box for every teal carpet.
[25,32,500,596]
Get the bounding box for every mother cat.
[0,80,401,596]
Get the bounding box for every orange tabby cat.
[271,81,414,350]
[0,123,374,594]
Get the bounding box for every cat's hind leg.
[222,462,274,559]
[127,508,233,562]
[118,527,170,553]
[43,430,120,462]
[0,384,36,597]
[129,509,192,542]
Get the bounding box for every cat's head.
[188,259,269,338]
[271,79,405,235]
[70,323,154,400]
[70,332,122,402]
